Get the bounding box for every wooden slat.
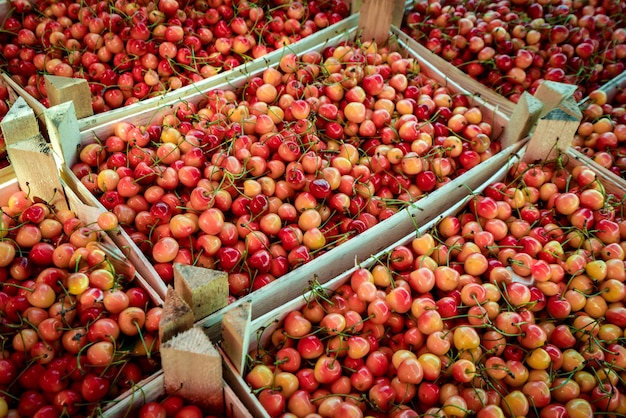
[0,166,15,185]
[523,104,581,164]
[162,327,224,411]
[0,96,39,146]
[6,134,69,211]
[521,82,581,165]
[159,285,194,343]
[224,384,253,418]
[357,0,400,45]
[174,264,229,321]
[352,0,410,24]
[45,75,93,119]
[221,302,252,376]
[504,91,543,149]
[533,81,580,119]
[44,101,81,165]
[102,371,252,418]
[101,371,165,418]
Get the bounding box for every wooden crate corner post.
[159,285,195,344]
[503,91,544,148]
[161,327,224,412]
[173,263,229,321]
[522,98,582,164]
[5,134,68,212]
[357,0,404,45]
[221,301,252,376]
[533,80,580,119]
[0,96,39,147]
[44,101,81,166]
[44,75,94,120]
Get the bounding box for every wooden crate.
[0,175,163,305]
[103,370,251,418]
[223,151,520,417]
[0,12,360,133]
[392,27,517,118]
[221,141,625,417]
[51,22,523,334]
[567,71,626,189]
[0,175,166,418]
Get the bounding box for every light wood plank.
[44,75,94,119]
[523,106,581,164]
[0,96,39,146]
[174,263,229,321]
[6,134,68,211]
[357,0,396,45]
[44,101,81,165]
[159,285,194,343]
[221,301,252,376]
[224,384,253,418]
[504,91,543,148]
[162,327,224,412]
[0,166,15,185]
[533,81,579,119]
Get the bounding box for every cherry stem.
[134,321,152,359]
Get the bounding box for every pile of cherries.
[70,40,502,300]
[572,87,626,179]
[138,394,217,418]
[244,156,626,417]
[401,0,626,103]
[0,0,350,113]
[0,189,161,417]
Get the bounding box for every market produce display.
[69,40,503,300]
[0,188,162,416]
[401,0,626,103]
[573,86,626,179]
[244,155,626,417]
[2,0,626,416]
[0,0,350,112]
